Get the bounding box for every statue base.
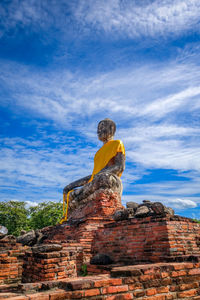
[67,173,124,223]
[68,188,124,223]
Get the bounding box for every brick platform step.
[1,262,200,299]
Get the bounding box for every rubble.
[113,200,174,221]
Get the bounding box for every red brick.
[128,283,143,291]
[106,294,133,300]
[157,286,169,293]
[179,282,199,291]
[145,296,166,300]
[94,278,122,287]
[49,289,69,300]
[28,292,50,300]
[5,296,29,300]
[178,289,197,298]
[188,268,200,275]
[173,263,185,270]
[161,272,169,278]
[184,263,195,269]
[70,290,84,299]
[102,285,129,294]
[84,288,100,297]
[171,270,187,277]
[132,289,145,297]
[165,295,175,300]
[140,274,156,281]
[0,293,20,299]
[146,288,157,296]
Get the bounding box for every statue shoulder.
[113,140,125,155]
[114,139,124,145]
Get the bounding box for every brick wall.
[44,217,112,266]
[22,243,81,283]
[1,215,200,286]
[1,262,200,299]
[0,236,26,284]
[166,218,200,261]
[91,216,200,264]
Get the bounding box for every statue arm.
[63,175,92,194]
[98,152,125,176]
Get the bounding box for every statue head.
[97,118,116,143]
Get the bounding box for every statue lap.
[68,172,124,222]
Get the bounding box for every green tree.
[0,201,30,236]
[28,201,63,230]
[0,200,63,236]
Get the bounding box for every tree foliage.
[28,201,63,230]
[0,200,63,236]
[0,201,30,236]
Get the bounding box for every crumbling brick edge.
[1,262,200,299]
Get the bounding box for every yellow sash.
[60,190,74,224]
[88,140,125,182]
[60,140,125,224]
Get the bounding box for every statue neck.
[103,137,114,144]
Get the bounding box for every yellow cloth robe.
[88,139,125,182]
[60,140,125,223]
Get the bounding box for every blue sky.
[0,0,200,218]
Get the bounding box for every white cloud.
[1,0,200,41]
[1,52,200,177]
[168,198,197,209]
[122,195,199,210]
[0,45,200,210]
[74,0,200,38]
[25,200,38,208]
[141,87,200,118]
[1,58,200,124]
[0,136,95,202]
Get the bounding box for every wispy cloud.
[1,0,200,41]
[122,194,199,210]
[0,136,95,202]
[1,57,200,123]
[74,0,200,38]
[1,8,200,217]
[141,87,200,118]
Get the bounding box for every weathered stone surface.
[1,234,16,242]
[126,202,139,210]
[143,200,151,204]
[90,253,113,265]
[165,206,174,216]
[17,230,36,246]
[0,225,8,238]
[67,173,124,222]
[32,243,62,253]
[151,202,165,214]
[35,229,47,244]
[63,118,125,206]
[16,229,46,247]
[111,200,175,221]
[20,230,27,235]
[135,205,150,217]
[69,173,122,209]
[113,209,129,221]
[126,208,135,217]
[123,200,175,219]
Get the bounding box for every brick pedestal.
[68,188,124,222]
[0,236,26,284]
[91,215,200,264]
[22,243,80,282]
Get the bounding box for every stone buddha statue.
[62,118,125,221]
